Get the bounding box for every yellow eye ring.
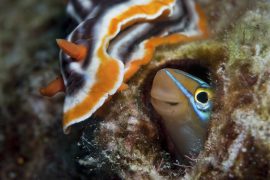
[194,88,213,104]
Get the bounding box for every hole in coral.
[141,58,213,173]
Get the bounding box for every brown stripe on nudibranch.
[40,0,209,133]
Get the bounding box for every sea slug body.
[41,0,208,133]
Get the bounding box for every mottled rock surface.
[77,0,270,179]
[0,1,84,179]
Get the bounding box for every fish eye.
[194,88,213,110]
[196,91,208,104]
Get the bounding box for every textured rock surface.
[0,1,83,179]
[77,0,270,179]
[0,0,270,179]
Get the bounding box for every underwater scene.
[0,0,270,179]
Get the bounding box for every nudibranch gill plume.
[150,68,213,156]
[40,0,208,133]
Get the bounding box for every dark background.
[0,1,85,179]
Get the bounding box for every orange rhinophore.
[40,76,65,97]
[56,39,87,61]
[41,0,209,133]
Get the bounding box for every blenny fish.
[151,68,213,156]
[40,0,208,133]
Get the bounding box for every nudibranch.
[40,0,208,133]
[150,68,213,156]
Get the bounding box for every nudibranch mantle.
[42,0,208,133]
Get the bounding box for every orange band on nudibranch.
[62,0,176,129]
[195,3,209,37]
[63,59,120,126]
[109,0,174,34]
[123,3,209,82]
[51,0,210,133]
[118,83,129,91]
